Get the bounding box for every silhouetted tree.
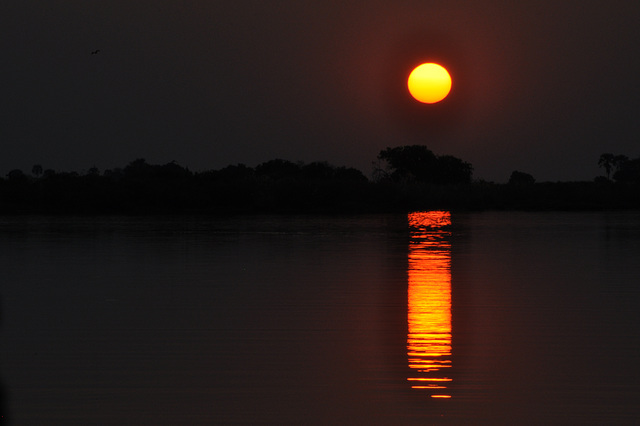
[378,145,438,182]
[377,145,472,184]
[508,170,535,185]
[218,164,254,181]
[333,166,367,182]
[103,168,124,180]
[124,158,153,179]
[613,157,640,183]
[614,155,629,175]
[371,158,387,182]
[298,162,367,182]
[598,153,615,179]
[6,169,27,182]
[255,159,300,180]
[434,155,473,184]
[157,161,192,179]
[31,164,43,177]
[301,161,334,180]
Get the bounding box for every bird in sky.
[91,49,101,55]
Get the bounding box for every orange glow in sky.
[407,211,452,398]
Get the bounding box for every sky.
[2,1,640,182]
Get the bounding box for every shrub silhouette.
[508,171,535,185]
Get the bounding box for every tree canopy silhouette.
[613,157,640,183]
[598,153,629,181]
[508,170,535,185]
[376,145,472,184]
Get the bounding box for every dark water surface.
[1,212,639,424]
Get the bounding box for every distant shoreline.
[3,157,639,215]
[2,178,639,215]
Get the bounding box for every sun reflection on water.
[407,211,452,398]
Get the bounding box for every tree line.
[1,158,373,214]
[597,153,640,183]
[1,146,639,214]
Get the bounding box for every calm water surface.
[1,212,639,424]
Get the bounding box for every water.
[1,212,639,424]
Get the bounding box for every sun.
[407,63,452,104]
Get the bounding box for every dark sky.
[2,1,639,182]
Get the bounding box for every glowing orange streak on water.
[407,378,453,382]
[407,211,452,398]
[411,386,448,390]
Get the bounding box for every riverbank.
[1,176,638,215]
